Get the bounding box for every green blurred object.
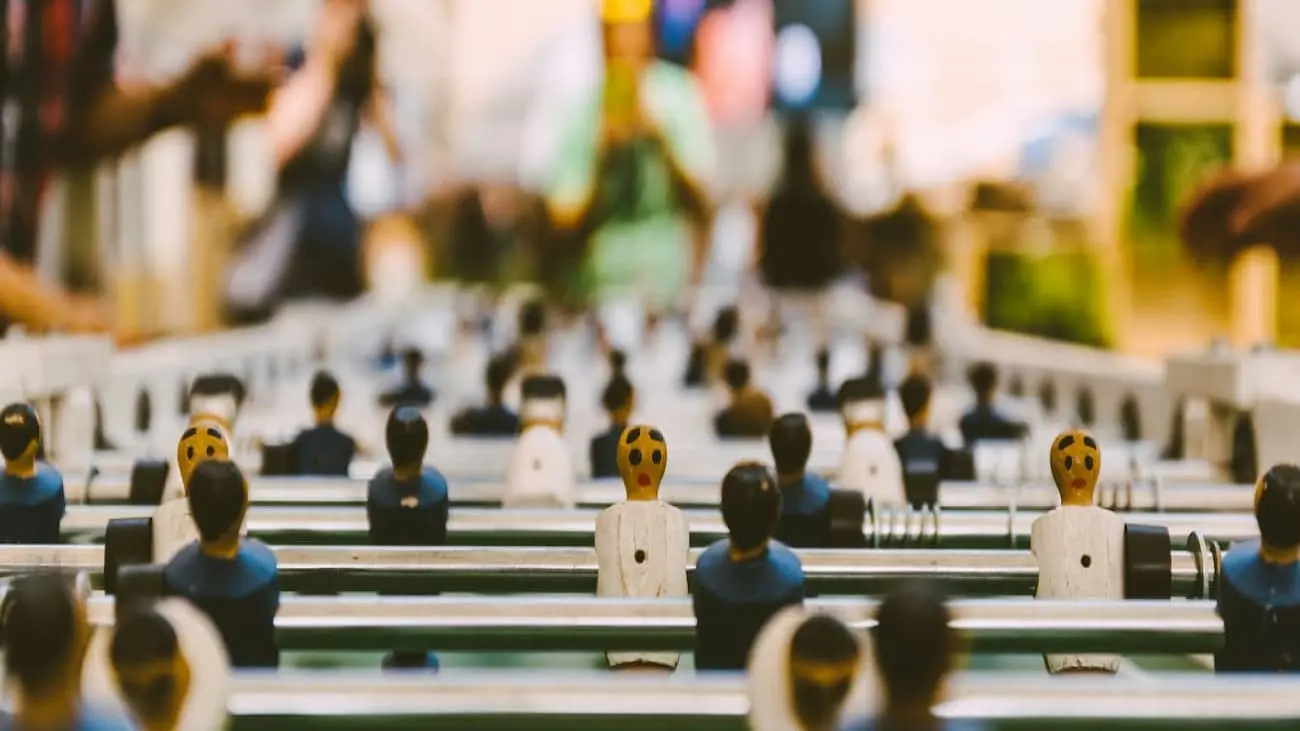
[1136,0,1237,79]
[983,250,1109,347]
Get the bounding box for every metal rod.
[0,545,1214,598]
[57,505,1260,549]
[77,596,1221,653]
[77,475,1256,513]
[224,672,1300,728]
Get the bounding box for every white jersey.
[503,426,576,508]
[1031,505,1125,674]
[838,429,905,508]
[152,498,199,564]
[596,501,690,668]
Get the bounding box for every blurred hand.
[314,0,365,68]
[1183,164,1300,258]
[166,43,276,129]
[53,294,110,334]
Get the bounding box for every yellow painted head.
[617,424,667,500]
[176,420,230,490]
[110,609,192,731]
[1049,428,1100,503]
[601,0,652,24]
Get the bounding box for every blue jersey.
[291,424,356,476]
[367,467,450,546]
[449,404,520,437]
[1216,540,1300,673]
[588,425,626,479]
[775,474,832,548]
[0,463,66,544]
[807,386,837,413]
[164,539,280,668]
[958,406,1024,447]
[894,429,948,509]
[692,540,805,670]
[0,704,135,731]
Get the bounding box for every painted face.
[1049,428,1100,499]
[176,421,230,489]
[617,424,667,498]
[114,654,191,730]
[788,655,859,729]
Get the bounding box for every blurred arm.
[366,77,403,164]
[265,52,339,169]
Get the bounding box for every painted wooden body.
[503,425,576,508]
[838,429,905,508]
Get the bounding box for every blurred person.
[544,0,715,314]
[0,0,273,335]
[760,117,844,349]
[226,0,402,320]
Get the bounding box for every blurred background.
[35,0,1300,356]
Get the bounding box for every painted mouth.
[637,473,651,487]
[1071,478,1086,489]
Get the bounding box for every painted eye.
[1085,455,1094,470]
[629,448,642,466]
[624,428,642,445]
[206,445,215,456]
[1064,456,1073,470]
[652,450,662,464]
[186,446,194,460]
[649,429,664,442]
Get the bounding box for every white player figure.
[84,598,231,731]
[153,420,232,563]
[1031,428,1123,675]
[747,606,869,731]
[503,375,575,508]
[836,376,905,508]
[595,424,689,671]
[185,374,245,447]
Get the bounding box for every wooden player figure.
[1031,428,1122,675]
[503,375,575,508]
[186,374,246,441]
[153,420,232,565]
[769,414,833,548]
[0,574,134,729]
[806,348,837,413]
[290,371,357,476]
[1216,463,1300,673]
[595,424,689,671]
[836,377,905,508]
[379,348,436,408]
[162,460,280,668]
[516,299,549,375]
[747,608,864,731]
[367,405,449,670]
[715,359,775,438]
[95,599,230,731]
[449,353,521,437]
[590,351,635,479]
[894,373,956,509]
[0,403,66,544]
[958,362,1026,448]
[693,462,806,670]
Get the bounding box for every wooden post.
[1099,0,1136,349]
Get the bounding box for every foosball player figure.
[106,599,230,731]
[503,375,576,508]
[449,352,520,437]
[186,373,246,438]
[958,362,1025,448]
[770,414,831,548]
[1216,463,1300,673]
[162,459,279,668]
[747,609,863,731]
[596,424,689,671]
[715,359,775,438]
[151,421,233,567]
[685,306,740,388]
[837,377,904,508]
[590,351,635,479]
[693,462,805,671]
[0,403,65,544]
[806,348,837,413]
[842,582,979,731]
[516,298,549,374]
[290,371,357,476]
[379,348,435,408]
[894,373,953,509]
[0,573,133,729]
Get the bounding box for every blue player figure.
[590,351,634,479]
[958,362,1025,448]
[842,582,980,731]
[368,406,449,670]
[1216,463,1300,673]
[379,348,435,408]
[291,371,357,476]
[0,403,66,544]
[806,348,837,413]
[449,353,520,437]
[894,373,953,509]
[693,462,805,670]
[714,360,776,438]
[163,459,279,668]
[0,573,134,730]
[768,413,832,548]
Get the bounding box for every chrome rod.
[56,505,1260,549]
[78,596,1221,654]
[75,475,1256,513]
[224,672,1300,726]
[0,546,1214,598]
